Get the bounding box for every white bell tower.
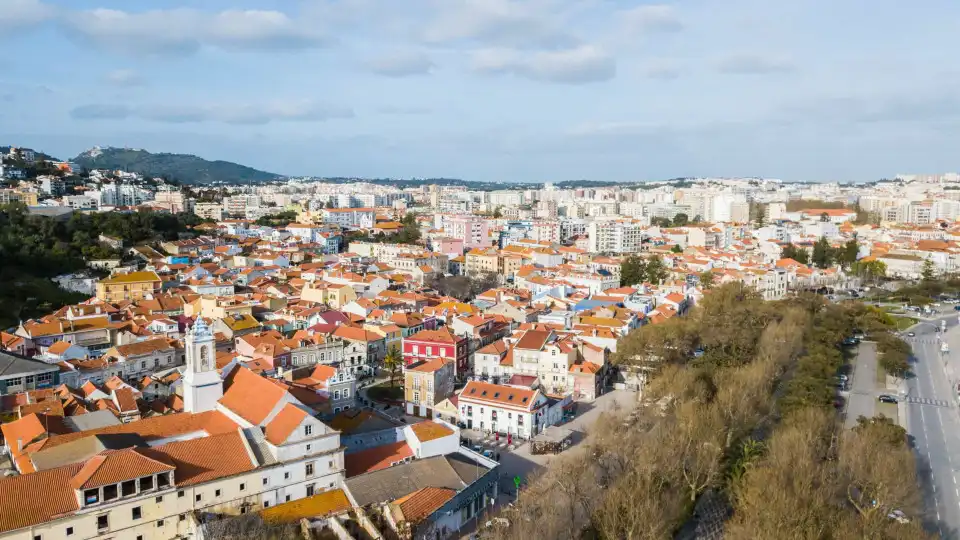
[183,318,223,413]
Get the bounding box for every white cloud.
[368,52,434,77]
[621,5,683,33]
[62,8,330,55]
[0,0,54,30]
[716,53,794,74]
[473,44,615,83]
[422,0,577,49]
[104,69,144,87]
[70,100,354,124]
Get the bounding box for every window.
[284,472,290,480]
[158,473,170,489]
[329,460,334,469]
[97,515,109,531]
[263,478,269,486]
[334,390,341,400]
[215,489,221,497]
[306,444,312,452]
[103,484,118,502]
[179,514,186,522]
[518,415,524,425]
[154,358,159,368]
[196,494,202,502]
[264,501,271,508]
[157,519,164,527]
[413,391,420,402]
[178,490,185,498]
[65,528,73,536]
[343,388,350,398]
[137,536,143,540]
[306,462,315,476]
[306,484,316,496]
[84,488,99,505]
[285,495,291,502]
[33,535,41,540]
[155,495,163,503]
[139,476,154,491]
[132,507,142,520]
[141,361,146,369]
[240,483,246,491]
[305,424,313,436]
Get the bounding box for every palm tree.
[384,346,403,387]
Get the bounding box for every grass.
[367,383,404,402]
[876,401,899,422]
[894,317,918,331]
[875,361,888,389]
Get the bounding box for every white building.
[457,380,556,439]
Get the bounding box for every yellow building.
[95,271,162,302]
[300,281,357,309]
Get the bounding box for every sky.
[1,0,959,183]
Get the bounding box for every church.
[0,319,346,540]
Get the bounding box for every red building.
[402,327,469,377]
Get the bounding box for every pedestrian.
[495,452,500,461]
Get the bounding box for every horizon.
[2,1,959,182]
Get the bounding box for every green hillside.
[71,147,281,185]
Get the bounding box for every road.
[845,341,878,428]
[903,315,960,539]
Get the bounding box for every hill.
[71,147,281,185]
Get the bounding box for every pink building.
[446,216,490,249]
[432,237,465,257]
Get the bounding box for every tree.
[492,206,503,219]
[836,239,859,268]
[620,255,647,287]
[921,259,935,282]
[383,346,403,387]
[811,237,833,269]
[699,270,715,290]
[851,259,886,281]
[673,213,689,227]
[650,216,672,227]
[820,212,830,222]
[781,244,809,265]
[671,244,683,253]
[324,200,336,209]
[644,255,669,284]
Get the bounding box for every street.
[903,314,960,539]
[844,341,878,429]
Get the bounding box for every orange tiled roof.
[264,404,309,445]
[409,421,453,443]
[345,441,413,477]
[69,448,175,489]
[220,367,288,425]
[393,486,456,524]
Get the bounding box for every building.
[0,351,62,395]
[102,338,180,384]
[588,220,646,253]
[404,358,455,417]
[444,215,490,250]
[402,328,469,378]
[95,271,163,303]
[322,208,376,229]
[457,381,555,439]
[194,202,224,221]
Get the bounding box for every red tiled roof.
[264,404,308,445]
[69,448,175,489]
[345,441,413,477]
[219,366,288,425]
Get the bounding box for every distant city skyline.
[2,0,959,182]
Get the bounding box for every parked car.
[878,394,899,404]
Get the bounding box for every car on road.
[878,394,899,404]
[906,332,915,337]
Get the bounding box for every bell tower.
[183,318,223,413]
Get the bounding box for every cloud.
[621,5,683,33]
[644,62,681,80]
[472,45,615,83]
[70,101,354,124]
[716,53,794,74]
[422,0,577,49]
[62,8,330,55]
[0,0,54,30]
[368,52,434,77]
[70,103,131,120]
[104,69,144,87]
[378,105,432,115]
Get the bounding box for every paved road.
[904,316,960,539]
[845,341,878,428]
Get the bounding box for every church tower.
[183,318,223,413]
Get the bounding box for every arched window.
[199,346,209,370]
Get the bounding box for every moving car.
[906,332,916,337]
[878,394,899,404]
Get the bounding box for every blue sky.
[1,0,959,182]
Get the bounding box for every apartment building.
[587,220,646,253]
[444,215,490,249]
[457,381,553,439]
[101,338,180,383]
[322,208,376,229]
[95,271,162,303]
[404,358,455,417]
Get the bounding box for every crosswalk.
[904,396,952,407]
[904,338,941,345]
